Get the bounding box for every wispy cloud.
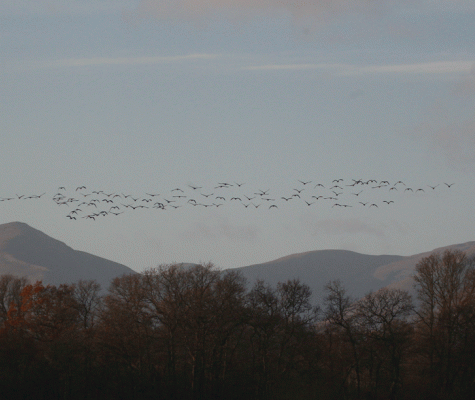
[243,60,475,76]
[243,63,347,71]
[355,61,475,75]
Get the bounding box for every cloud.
[243,63,347,71]
[355,61,475,75]
[243,60,475,76]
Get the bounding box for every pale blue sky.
[1,0,474,272]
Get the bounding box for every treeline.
[0,250,474,400]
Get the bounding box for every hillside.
[0,221,135,290]
[234,241,475,305]
[233,250,403,304]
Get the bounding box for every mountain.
[0,221,135,290]
[232,250,403,304]
[373,241,475,297]
[2,221,473,304]
[233,241,475,305]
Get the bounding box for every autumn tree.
[0,274,28,328]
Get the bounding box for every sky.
[1,0,474,273]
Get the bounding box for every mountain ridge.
[0,221,135,290]
[1,221,473,303]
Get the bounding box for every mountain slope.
[233,242,475,305]
[233,250,404,304]
[0,221,135,290]
[374,241,475,296]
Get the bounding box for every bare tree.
[323,280,364,398]
[413,249,475,396]
[357,288,413,399]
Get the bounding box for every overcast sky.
[1,0,474,272]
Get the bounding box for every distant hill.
[1,221,473,304]
[0,221,135,291]
[374,241,475,298]
[232,250,403,304]
[233,242,475,305]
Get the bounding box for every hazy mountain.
[374,241,475,297]
[0,221,135,290]
[2,221,473,305]
[232,251,403,304]
[233,241,475,305]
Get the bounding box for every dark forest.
[1,249,474,400]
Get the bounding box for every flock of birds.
[1,179,455,221]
